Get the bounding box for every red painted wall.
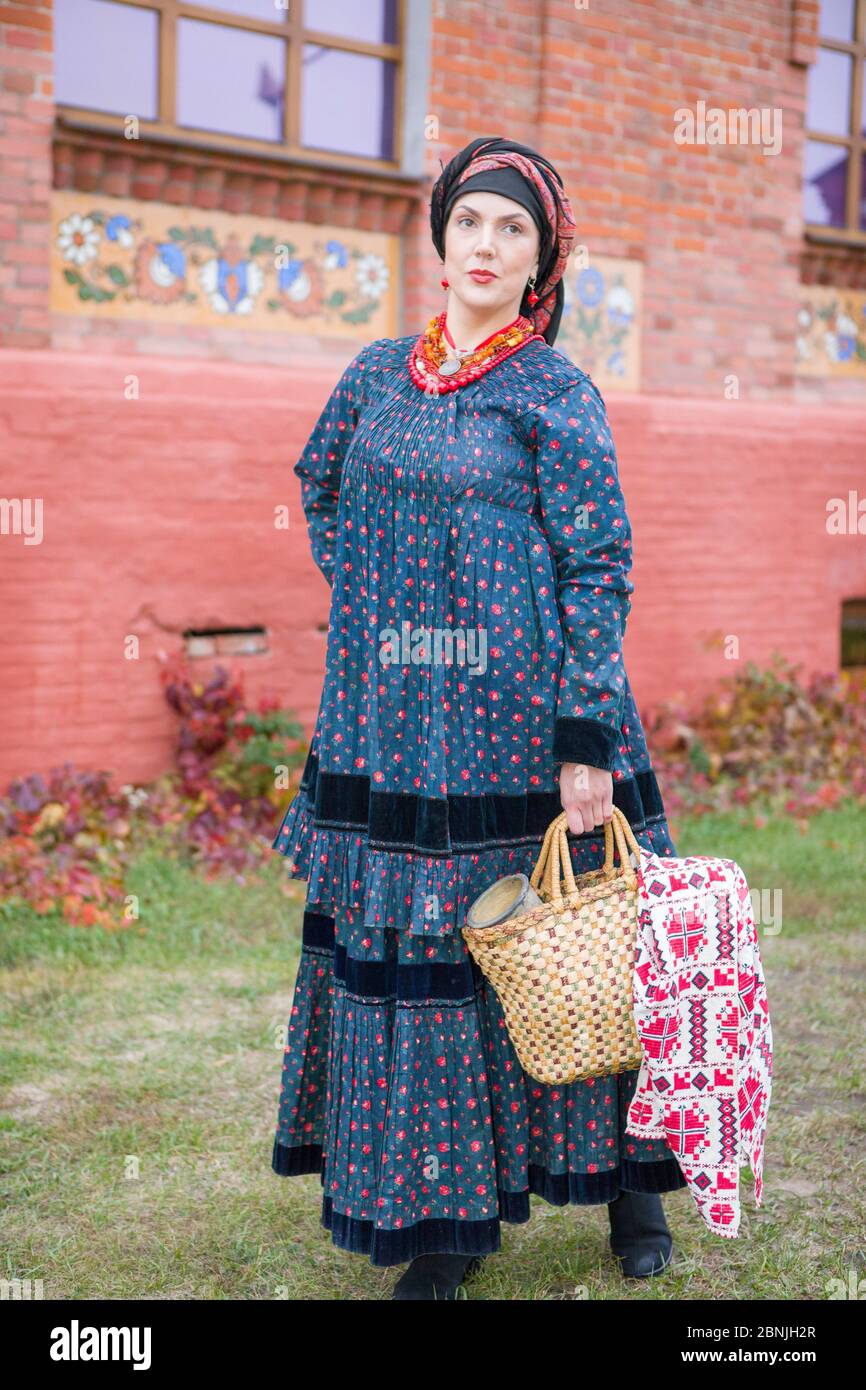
[1,1,865,785]
[2,346,863,785]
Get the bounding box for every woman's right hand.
[559,762,614,836]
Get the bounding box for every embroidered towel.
[625,848,773,1239]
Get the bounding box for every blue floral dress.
[271,333,686,1266]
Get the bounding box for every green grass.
[1,802,864,1300]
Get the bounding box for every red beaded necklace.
[408,310,543,394]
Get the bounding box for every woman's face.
[443,190,540,322]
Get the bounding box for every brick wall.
[2,345,864,785]
[0,0,864,785]
[0,0,53,346]
[5,0,861,397]
[418,0,850,400]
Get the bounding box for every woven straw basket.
[462,806,645,1085]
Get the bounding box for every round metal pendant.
[438,356,462,377]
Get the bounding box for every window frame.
[803,0,866,245]
[54,0,407,174]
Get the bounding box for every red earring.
[441,276,449,289]
[527,274,539,306]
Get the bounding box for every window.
[841,599,866,666]
[54,0,403,168]
[803,0,866,241]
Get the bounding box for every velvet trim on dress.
[552,715,622,772]
[280,747,667,856]
[271,905,689,1267]
[271,1138,687,1266]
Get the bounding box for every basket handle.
[528,816,564,899]
[602,805,642,875]
[530,811,578,906]
[530,806,642,907]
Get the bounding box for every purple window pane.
[301,45,395,159]
[803,139,849,226]
[806,48,853,136]
[303,0,398,44]
[176,19,285,142]
[186,0,288,17]
[818,0,855,41]
[54,0,158,119]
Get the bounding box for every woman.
[270,136,686,1300]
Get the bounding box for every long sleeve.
[524,372,634,771]
[293,341,377,588]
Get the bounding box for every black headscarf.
[430,136,576,345]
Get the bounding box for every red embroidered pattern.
[626,848,773,1239]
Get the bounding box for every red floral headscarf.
[430,136,577,344]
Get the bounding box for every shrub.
[0,655,308,925]
[645,653,866,819]
[0,765,132,928]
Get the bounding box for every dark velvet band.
[335,942,481,1001]
[295,748,666,854]
[552,716,622,771]
[298,909,488,1001]
[321,1196,502,1266]
[271,1135,688,1266]
[299,907,337,951]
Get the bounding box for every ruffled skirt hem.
[272,761,675,939]
[272,1136,687,1266]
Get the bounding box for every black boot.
[391,1252,486,1300]
[607,1189,673,1278]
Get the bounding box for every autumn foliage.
[1,652,862,930]
[0,654,306,929]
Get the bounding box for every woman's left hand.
[559,762,614,836]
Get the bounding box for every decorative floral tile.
[796,286,866,378]
[50,190,397,336]
[554,255,642,391]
